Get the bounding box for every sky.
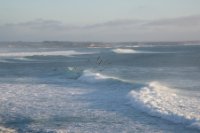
[0,0,200,42]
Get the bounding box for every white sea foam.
[128,81,200,130]
[78,70,109,83]
[0,83,92,131]
[0,126,16,133]
[0,50,95,57]
[112,48,136,54]
[78,70,129,84]
[0,81,133,133]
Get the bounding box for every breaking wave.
[128,81,200,130]
[0,50,95,57]
[112,48,136,54]
[78,70,109,83]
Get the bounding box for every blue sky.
[0,0,200,41]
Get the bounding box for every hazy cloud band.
[0,15,200,42]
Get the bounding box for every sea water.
[0,42,200,133]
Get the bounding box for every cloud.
[0,15,200,41]
[82,19,146,29]
[3,19,76,31]
[143,15,200,34]
[146,15,200,27]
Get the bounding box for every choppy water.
[0,42,200,133]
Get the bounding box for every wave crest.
[0,50,95,57]
[112,48,136,54]
[78,70,109,83]
[128,81,200,130]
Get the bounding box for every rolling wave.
[78,70,109,83]
[78,70,200,131]
[77,70,130,85]
[128,81,200,130]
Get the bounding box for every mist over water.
[0,42,200,133]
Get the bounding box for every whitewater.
[0,42,200,133]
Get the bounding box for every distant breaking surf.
[112,48,136,54]
[0,50,95,57]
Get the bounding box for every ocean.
[0,42,200,133]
